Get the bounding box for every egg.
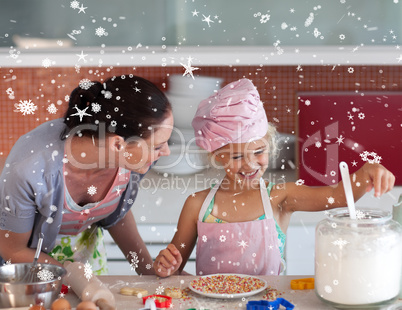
[28,306,46,310]
[51,298,72,310]
[76,301,97,310]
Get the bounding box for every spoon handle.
[339,161,356,219]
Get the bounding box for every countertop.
[5,275,401,310]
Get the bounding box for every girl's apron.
[196,178,282,276]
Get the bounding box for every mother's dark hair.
[63,75,171,139]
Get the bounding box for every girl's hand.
[153,243,183,278]
[362,163,395,197]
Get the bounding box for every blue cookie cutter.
[247,298,295,310]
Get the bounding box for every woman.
[0,75,173,275]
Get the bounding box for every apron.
[48,225,108,275]
[196,178,282,276]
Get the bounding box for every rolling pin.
[63,261,116,308]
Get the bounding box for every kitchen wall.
[1,64,401,167]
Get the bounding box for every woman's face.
[122,112,173,174]
[213,138,270,187]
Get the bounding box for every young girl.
[153,78,395,277]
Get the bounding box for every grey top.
[0,119,144,255]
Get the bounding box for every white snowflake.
[102,90,112,99]
[348,67,354,73]
[155,285,164,295]
[42,58,53,68]
[327,197,335,204]
[324,285,333,293]
[37,269,54,281]
[219,235,226,242]
[91,102,101,113]
[79,79,95,90]
[304,99,311,106]
[339,34,345,40]
[260,14,270,23]
[70,0,80,9]
[358,112,365,119]
[304,12,314,27]
[95,27,108,37]
[146,264,151,270]
[180,56,200,80]
[70,105,92,122]
[14,99,38,115]
[295,179,305,186]
[129,251,139,270]
[140,216,146,222]
[336,135,345,145]
[355,210,367,220]
[84,261,93,281]
[6,87,14,95]
[238,240,249,249]
[87,185,97,196]
[360,151,382,164]
[332,238,349,249]
[315,141,322,148]
[202,235,208,242]
[47,103,58,114]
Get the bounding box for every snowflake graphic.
[91,102,101,113]
[355,210,367,220]
[180,56,199,79]
[295,179,305,186]
[238,240,249,249]
[95,27,108,37]
[6,87,14,96]
[332,238,349,249]
[201,14,214,27]
[315,141,322,148]
[129,251,139,270]
[70,0,80,9]
[304,99,311,106]
[202,235,207,242]
[79,79,95,90]
[339,34,346,40]
[47,103,58,114]
[304,12,314,27]
[146,264,151,270]
[260,14,270,23]
[348,67,354,73]
[327,197,335,204]
[87,185,97,196]
[360,151,382,164]
[155,285,164,295]
[102,90,112,99]
[37,269,55,281]
[358,112,365,119]
[84,261,93,281]
[324,285,332,293]
[70,105,92,122]
[313,28,321,38]
[336,135,345,145]
[140,216,146,222]
[14,99,38,115]
[219,235,226,242]
[42,58,53,68]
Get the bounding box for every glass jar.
[315,208,402,309]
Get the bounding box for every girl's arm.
[275,163,395,213]
[154,192,204,277]
[108,211,154,275]
[0,230,61,266]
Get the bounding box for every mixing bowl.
[0,263,66,308]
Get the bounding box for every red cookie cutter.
[142,295,172,308]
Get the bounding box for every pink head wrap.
[192,78,269,152]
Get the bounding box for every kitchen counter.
[5,275,401,310]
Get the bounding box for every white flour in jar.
[315,231,402,305]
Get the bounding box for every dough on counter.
[164,287,182,298]
[119,286,148,297]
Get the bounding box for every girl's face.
[121,112,173,174]
[214,138,270,186]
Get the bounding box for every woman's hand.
[153,243,183,278]
[362,162,395,197]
